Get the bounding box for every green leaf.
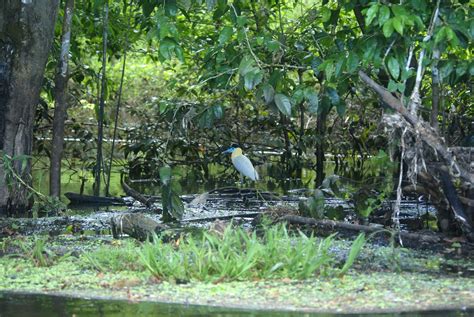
[346,52,359,73]
[159,37,181,61]
[274,93,292,117]
[387,57,400,80]
[324,62,335,82]
[266,40,280,53]
[238,55,255,76]
[263,84,275,104]
[383,19,394,38]
[336,100,346,117]
[392,16,404,35]
[365,4,379,26]
[304,88,319,114]
[320,7,331,23]
[326,87,340,106]
[311,57,323,75]
[244,70,263,90]
[440,61,454,80]
[236,16,247,27]
[293,88,305,104]
[218,26,233,44]
[435,26,447,44]
[391,5,408,17]
[159,166,172,185]
[455,61,468,77]
[378,5,390,26]
[446,27,460,47]
[387,79,398,92]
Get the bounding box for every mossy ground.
[0,233,473,313]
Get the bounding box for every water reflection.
[0,293,471,317]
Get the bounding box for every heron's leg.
[239,174,244,200]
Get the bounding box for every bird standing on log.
[223,147,259,181]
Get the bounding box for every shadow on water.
[0,293,472,317]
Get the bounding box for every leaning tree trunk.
[0,0,60,217]
[50,0,75,198]
[359,71,474,240]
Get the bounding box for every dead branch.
[277,215,441,247]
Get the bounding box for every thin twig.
[230,4,262,68]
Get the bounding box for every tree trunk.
[94,0,109,197]
[430,47,441,130]
[0,0,60,217]
[50,0,75,198]
[315,112,326,187]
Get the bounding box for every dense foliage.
[31,0,472,222]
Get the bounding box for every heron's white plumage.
[232,154,259,181]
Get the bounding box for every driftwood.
[277,215,441,248]
[111,213,167,241]
[121,180,159,209]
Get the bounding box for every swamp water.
[0,293,472,317]
[2,160,462,316]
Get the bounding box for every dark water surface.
[0,293,472,317]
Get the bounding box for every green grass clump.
[139,224,365,282]
[84,240,143,272]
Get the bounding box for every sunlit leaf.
[365,4,379,26]
[324,62,335,82]
[378,5,390,26]
[435,26,447,43]
[320,7,331,23]
[238,55,255,76]
[383,19,394,38]
[274,93,292,117]
[263,84,275,104]
[387,57,400,80]
[392,16,404,35]
[237,16,247,27]
[244,70,263,90]
[387,79,398,92]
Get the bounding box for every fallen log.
[121,180,159,209]
[276,215,441,248]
